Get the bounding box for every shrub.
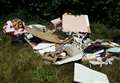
[90,22,112,39]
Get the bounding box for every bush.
[90,22,110,39]
[90,22,120,40]
[1,0,120,26]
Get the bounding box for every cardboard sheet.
[62,14,91,33]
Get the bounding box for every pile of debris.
[24,14,120,83]
[3,13,120,83]
[24,14,120,66]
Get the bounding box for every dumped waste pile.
[25,14,120,66]
[3,13,120,83]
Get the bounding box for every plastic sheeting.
[27,24,46,32]
[3,21,15,33]
[55,52,84,65]
[33,43,56,54]
[107,47,120,53]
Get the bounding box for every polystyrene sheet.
[74,63,109,83]
[62,14,91,33]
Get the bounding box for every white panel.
[74,63,109,83]
[62,14,91,33]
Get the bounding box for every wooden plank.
[24,37,35,47]
[26,27,63,43]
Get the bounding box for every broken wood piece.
[24,37,35,47]
[26,27,64,43]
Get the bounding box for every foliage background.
[0,0,120,27]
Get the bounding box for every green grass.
[0,41,56,83]
[100,60,120,83]
[0,40,74,83]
